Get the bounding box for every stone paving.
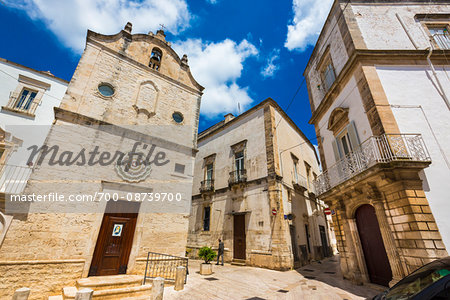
[164,256,382,299]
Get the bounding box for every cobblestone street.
[164,256,382,299]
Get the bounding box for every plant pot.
[200,263,213,275]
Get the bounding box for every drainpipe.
[396,13,450,110]
[426,47,450,110]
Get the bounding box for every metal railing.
[432,33,450,50]
[200,179,214,193]
[0,164,33,194]
[314,134,430,196]
[292,172,307,190]
[229,169,247,185]
[143,252,188,284]
[3,92,40,115]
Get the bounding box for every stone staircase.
[48,275,152,300]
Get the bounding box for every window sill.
[1,106,36,118]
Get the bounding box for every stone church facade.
[305,0,449,287]
[187,99,333,270]
[0,23,203,299]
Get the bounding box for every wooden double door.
[355,204,392,286]
[89,201,140,276]
[233,214,246,260]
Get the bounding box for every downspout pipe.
[426,47,450,110]
[396,13,450,110]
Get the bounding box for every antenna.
[238,102,241,115]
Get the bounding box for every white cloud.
[173,39,258,118]
[4,0,191,53]
[285,0,333,51]
[261,49,280,78]
[207,0,218,4]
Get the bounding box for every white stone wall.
[305,14,350,111]
[351,3,450,50]
[192,108,268,194]
[316,75,373,167]
[376,65,450,249]
[0,60,67,165]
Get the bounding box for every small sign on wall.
[112,224,123,237]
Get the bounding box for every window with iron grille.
[428,25,450,50]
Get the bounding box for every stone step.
[62,284,152,300]
[76,275,143,291]
[231,259,246,266]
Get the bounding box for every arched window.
[149,48,162,71]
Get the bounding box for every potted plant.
[198,246,216,275]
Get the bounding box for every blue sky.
[0,0,333,142]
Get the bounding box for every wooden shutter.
[347,121,361,150]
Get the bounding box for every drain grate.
[303,269,315,272]
[246,297,266,300]
[204,277,219,281]
[324,271,336,274]
[305,276,316,279]
[277,289,289,293]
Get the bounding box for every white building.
[0,58,68,193]
[187,98,333,270]
[304,0,449,287]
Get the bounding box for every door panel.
[233,214,246,260]
[355,204,392,286]
[89,201,139,276]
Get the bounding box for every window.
[2,74,50,116]
[149,48,162,71]
[98,84,115,97]
[15,89,37,111]
[317,47,337,93]
[172,112,184,123]
[428,25,450,50]
[322,61,336,91]
[235,151,244,179]
[206,163,213,181]
[332,121,360,160]
[203,206,210,231]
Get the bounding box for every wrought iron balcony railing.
[2,92,40,116]
[313,134,430,196]
[229,169,247,185]
[292,172,308,190]
[200,179,214,193]
[432,33,450,50]
[0,163,33,194]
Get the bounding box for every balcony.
[200,179,214,193]
[292,172,308,191]
[229,169,247,186]
[0,164,33,194]
[432,33,450,50]
[314,134,431,196]
[2,92,40,116]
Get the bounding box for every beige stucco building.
[187,98,333,270]
[0,23,203,299]
[305,0,449,287]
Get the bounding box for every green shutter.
[332,139,341,161]
[347,121,360,150]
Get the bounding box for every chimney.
[224,113,235,123]
[124,22,132,33]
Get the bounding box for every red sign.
[324,208,332,215]
[272,209,277,216]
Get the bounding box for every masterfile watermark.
[3,124,195,214]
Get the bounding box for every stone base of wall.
[323,166,448,286]
[0,260,85,300]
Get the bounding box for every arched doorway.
[355,204,392,286]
